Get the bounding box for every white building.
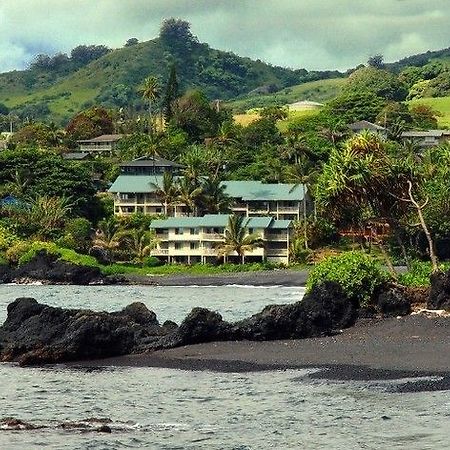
[150,214,293,265]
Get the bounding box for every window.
[190,242,199,250]
[174,242,183,250]
[190,228,199,235]
[120,193,129,200]
[175,228,184,235]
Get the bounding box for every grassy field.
[409,96,450,128]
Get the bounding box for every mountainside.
[1,19,450,126]
[0,21,342,124]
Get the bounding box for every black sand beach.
[124,269,309,286]
[71,315,450,391]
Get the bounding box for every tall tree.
[163,64,179,122]
[150,171,179,216]
[140,76,160,135]
[216,215,264,264]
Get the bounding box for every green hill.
[0,20,342,124]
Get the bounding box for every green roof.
[222,181,306,201]
[109,176,306,201]
[150,215,291,230]
[108,175,165,193]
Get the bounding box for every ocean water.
[0,285,449,449]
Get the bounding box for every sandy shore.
[124,269,309,286]
[71,315,450,391]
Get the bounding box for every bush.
[0,225,19,251]
[398,260,450,287]
[5,241,33,264]
[143,256,163,267]
[18,241,60,266]
[306,251,390,306]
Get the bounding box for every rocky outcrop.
[429,271,450,311]
[0,251,125,285]
[0,298,168,365]
[0,282,361,366]
[373,284,412,317]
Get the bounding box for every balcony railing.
[152,248,169,256]
[202,233,224,240]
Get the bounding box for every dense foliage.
[306,251,390,306]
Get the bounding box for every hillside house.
[77,134,123,155]
[109,158,309,220]
[150,214,293,264]
[348,120,387,136]
[400,130,450,148]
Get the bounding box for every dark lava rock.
[232,281,358,340]
[0,417,42,430]
[375,284,412,317]
[0,298,168,365]
[429,271,450,310]
[0,265,12,284]
[13,251,103,285]
[0,281,360,365]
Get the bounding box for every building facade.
[78,134,123,154]
[109,157,309,220]
[149,215,293,265]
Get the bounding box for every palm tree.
[150,171,179,216]
[92,217,123,263]
[140,76,160,134]
[123,227,158,265]
[199,176,231,214]
[216,215,264,264]
[28,195,73,239]
[177,176,203,216]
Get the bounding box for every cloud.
[0,0,449,73]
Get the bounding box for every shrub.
[143,256,163,267]
[306,251,390,306]
[18,241,60,266]
[5,241,33,264]
[399,260,450,287]
[0,225,19,251]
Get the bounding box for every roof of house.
[222,180,306,201]
[77,134,123,143]
[149,214,292,230]
[109,177,307,201]
[109,175,165,193]
[401,130,450,138]
[62,152,92,160]
[120,156,184,168]
[348,120,386,131]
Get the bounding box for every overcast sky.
[1,0,449,73]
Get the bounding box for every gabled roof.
[108,177,307,201]
[108,175,166,193]
[149,214,292,230]
[77,134,122,143]
[120,156,184,168]
[348,120,386,131]
[222,180,306,201]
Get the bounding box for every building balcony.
[152,248,169,256]
[202,233,224,241]
[266,249,288,256]
[276,206,300,213]
[79,145,114,152]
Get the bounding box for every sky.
[1,0,449,73]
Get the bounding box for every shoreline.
[122,269,309,287]
[67,315,450,391]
